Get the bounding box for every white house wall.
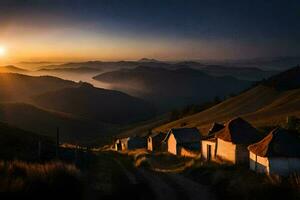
[249,152,300,176]
[147,137,153,151]
[167,134,177,155]
[216,138,236,163]
[201,140,216,160]
[249,152,269,174]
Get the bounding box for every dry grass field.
[155,85,300,134]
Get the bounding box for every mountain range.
[0,73,155,143]
[37,67,103,74]
[93,66,252,110]
[35,59,278,81]
[200,65,277,81]
[154,66,300,134]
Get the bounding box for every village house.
[164,128,201,157]
[114,138,129,151]
[115,136,147,151]
[215,117,260,164]
[147,132,166,152]
[208,122,225,135]
[248,128,300,176]
[201,122,224,161]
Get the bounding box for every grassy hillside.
[0,73,156,144]
[0,73,76,102]
[0,102,114,144]
[0,122,55,161]
[154,66,300,134]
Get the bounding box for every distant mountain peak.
[138,58,160,63]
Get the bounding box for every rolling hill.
[0,65,29,73]
[0,73,76,102]
[38,60,277,81]
[0,102,113,144]
[32,82,155,124]
[200,65,277,81]
[0,73,156,143]
[38,60,170,72]
[154,66,300,134]
[0,121,55,161]
[93,66,252,110]
[37,66,102,74]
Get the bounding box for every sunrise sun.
[0,46,6,57]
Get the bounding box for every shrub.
[0,160,83,198]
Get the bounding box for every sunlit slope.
[155,86,281,132]
[244,88,300,126]
[0,73,76,102]
[155,66,300,133]
[0,102,113,144]
[154,85,295,133]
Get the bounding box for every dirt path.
[165,173,215,200]
[111,155,214,200]
[137,168,179,200]
[113,159,138,184]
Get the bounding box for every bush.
[0,160,83,199]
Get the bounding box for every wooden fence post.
[56,127,60,159]
[38,140,42,160]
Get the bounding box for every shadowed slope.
[0,102,112,144]
[32,83,156,124]
[94,66,251,110]
[155,66,300,133]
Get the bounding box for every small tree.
[286,116,299,131]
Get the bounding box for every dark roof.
[215,117,260,144]
[208,122,224,134]
[248,128,300,157]
[128,136,147,147]
[165,128,201,144]
[149,132,166,144]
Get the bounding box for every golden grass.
[154,86,300,134]
[0,160,80,192]
[117,149,198,173]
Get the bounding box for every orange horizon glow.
[0,22,259,67]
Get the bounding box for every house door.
[117,143,122,151]
[207,145,212,161]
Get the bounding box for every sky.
[0,0,300,64]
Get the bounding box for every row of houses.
[113,117,300,176]
[202,118,300,176]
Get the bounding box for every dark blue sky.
[0,0,299,61]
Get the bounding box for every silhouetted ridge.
[262,65,300,91]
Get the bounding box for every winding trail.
[137,168,178,200]
[101,150,215,200]
[113,159,138,184]
[114,158,214,200]
[166,173,215,200]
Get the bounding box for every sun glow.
[0,46,6,57]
